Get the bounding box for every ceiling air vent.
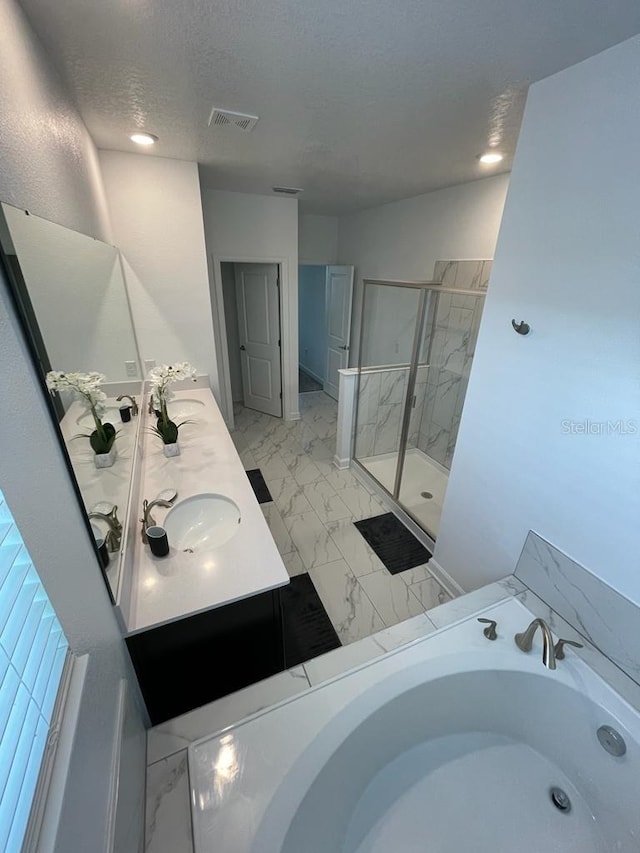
[272,186,303,195]
[208,108,259,133]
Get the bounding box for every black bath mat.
[246,468,273,504]
[354,513,432,575]
[280,573,341,668]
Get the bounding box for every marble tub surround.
[302,576,521,685]
[146,751,194,853]
[147,666,311,765]
[144,577,522,853]
[515,531,640,685]
[119,388,289,633]
[190,593,640,853]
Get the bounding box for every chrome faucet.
[88,505,122,552]
[116,394,139,416]
[141,495,177,543]
[514,618,557,670]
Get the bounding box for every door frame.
[323,264,354,400]
[210,254,297,430]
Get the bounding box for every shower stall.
[352,274,487,543]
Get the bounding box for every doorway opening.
[221,261,282,418]
[298,264,354,400]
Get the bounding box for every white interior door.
[235,263,282,417]
[324,265,354,400]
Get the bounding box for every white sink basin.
[164,494,241,552]
[167,398,205,419]
[76,403,121,427]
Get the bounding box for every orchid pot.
[46,371,118,469]
[148,362,197,456]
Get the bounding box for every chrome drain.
[597,725,626,757]
[421,491,433,500]
[550,787,571,813]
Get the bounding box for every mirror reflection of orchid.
[46,371,117,464]
[148,362,197,455]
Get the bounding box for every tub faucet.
[116,394,138,416]
[514,618,557,670]
[88,506,122,552]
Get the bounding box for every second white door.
[234,263,282,417]
[324,265,354,400]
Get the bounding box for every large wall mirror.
[0,203,143,602]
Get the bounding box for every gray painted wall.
[0,0,146,849]
[298,264,327,382]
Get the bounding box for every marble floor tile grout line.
[233,393,455,646]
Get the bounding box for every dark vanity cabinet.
[126,589,284,725]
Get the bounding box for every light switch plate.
[144,359,156,374]
[125,361,137,377]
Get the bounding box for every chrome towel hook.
[511,319,530,335]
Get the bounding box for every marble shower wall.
[355,364,429,458]
[416,260,491,469]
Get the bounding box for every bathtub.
[189,597,640,852]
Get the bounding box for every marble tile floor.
[232,392,456,648]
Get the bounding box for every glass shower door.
[395,287,486,538]
[353,281,425,501]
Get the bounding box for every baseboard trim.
[333,454,350,470]
[298,364,324,384]
[427,557,466,597]
[104,679,127,853]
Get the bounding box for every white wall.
[99,151,218,392]
[200,189,299,421]
[436,35,640,602]
[0,1,145,850]
[298,264,327,381]
[299,214,338,264]
[337,174,509,365]
[0,0,111,242]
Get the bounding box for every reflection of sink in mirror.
[76,402,122,428]
[164,494,241,552]
[167,398,205,419]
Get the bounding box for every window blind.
[0,490,68,852]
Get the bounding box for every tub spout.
[514,618,556,670]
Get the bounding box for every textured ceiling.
[19,0,640,214]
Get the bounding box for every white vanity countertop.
[123,388,289,634]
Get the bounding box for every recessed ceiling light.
[130,132,158,146]
[479,151,503,164]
